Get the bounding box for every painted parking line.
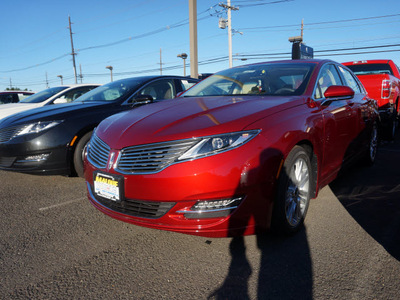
[39,198,85,211]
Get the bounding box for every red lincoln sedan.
[84,59,379,237]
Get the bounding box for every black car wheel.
[73,131,93,178]
[271,146,312,235]
[363,122,378,166]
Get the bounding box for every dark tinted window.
[0,93,18,104]
[346,63,393,75]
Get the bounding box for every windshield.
[19,86,67,103]
[74,78,148,102]
[346,63,393,75]
[183,63,315,97]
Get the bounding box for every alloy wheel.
[285,157,310,227]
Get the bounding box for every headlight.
[178,130,260,161]
[15,121,63,138]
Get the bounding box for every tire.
[271,146,313,235]
[385,115,396,141]
[363,122,378,166]
[73,131,93,178]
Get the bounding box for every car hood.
[0,101,110,127]
[96,95,304,149]
[0,103,43,121]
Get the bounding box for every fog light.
[179,197,243,219]
[14,154,50,166]
[22,154,50,162]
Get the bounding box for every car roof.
[0,90,35,94]
[342,59,392,65]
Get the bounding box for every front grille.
[116,138,199,174]
[87,133,111,169]
[0,125,27,143]
[90,184,175,218]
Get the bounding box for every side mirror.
[130,94,154,105]
[324,85,354,99]
[53,97,68,104]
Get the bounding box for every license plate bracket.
[93,172,124,202]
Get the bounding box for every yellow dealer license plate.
[94,172,123,202]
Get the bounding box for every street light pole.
[106,66,113,82]
[57,75,63,85]
[177,53,188,76]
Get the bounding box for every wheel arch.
[67,125,96,175]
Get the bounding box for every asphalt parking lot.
[1,133,399,299]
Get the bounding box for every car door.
[337,64,372,152]
[315,63,358,182]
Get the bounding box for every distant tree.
[5,87,31,91]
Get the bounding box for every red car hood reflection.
[96,95,304,148]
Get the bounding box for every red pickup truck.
[343,59,400,140]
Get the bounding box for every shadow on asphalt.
[330,133,400,261]
[208,230,313,300]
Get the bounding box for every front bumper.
[0,130,72,175]
[84,135,282,237]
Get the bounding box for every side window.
[138,79,175,100]
[315,64,342,99]
[180,79,198,91]
[0,94,16,104]
[58,86,97,103]
[338,66,362,93]
[18,93,31,101]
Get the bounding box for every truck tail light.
[382,80,391,99]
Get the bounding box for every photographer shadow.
[209,147,313,299]
[208,230,312,300]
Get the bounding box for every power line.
[238,13,400,31]
[0,6,215,73]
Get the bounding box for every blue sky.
[1,0,400,91]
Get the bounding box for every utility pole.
[189,0,198,78]
[68,16,78,84]
[301,19,304,41]
[9,78,12,89]
[219,1,239,68]
[45,72,49,88]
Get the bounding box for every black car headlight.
[14,121,63,138]
[177,130,260,161]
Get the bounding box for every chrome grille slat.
[87,133,111,169]
[116,138,199,174]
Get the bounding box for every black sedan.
[0,75,199,177]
